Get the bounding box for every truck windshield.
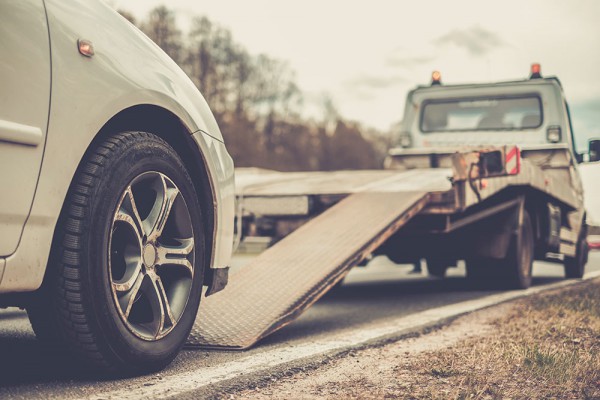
[420,95,542,133]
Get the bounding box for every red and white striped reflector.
[505,146,521,175]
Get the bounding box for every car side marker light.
[78,39,95,57]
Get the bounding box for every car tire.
[27,131,206,374]
[564,224,588,279]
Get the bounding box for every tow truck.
[186,64,598,350]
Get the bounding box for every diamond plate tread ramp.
[187,190,429,349]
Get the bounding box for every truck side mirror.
[590,139,600,162]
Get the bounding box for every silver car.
[0,0,235,373]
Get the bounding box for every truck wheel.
[426,259,449,278]
[564,225,588,279]
[27,132,205,374]
[499,210,534,289]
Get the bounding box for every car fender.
[0,0,234,293]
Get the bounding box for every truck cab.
[396,65,582,161]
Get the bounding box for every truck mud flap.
[186,191,429,349]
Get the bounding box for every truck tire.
[466,210,533,289]
[564,225,588,279]
[499,210,534,289]
[27,132,206,374]
[426,259,449,278]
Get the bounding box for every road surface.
[0,253,598,399]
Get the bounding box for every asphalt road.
[0,253,598,399]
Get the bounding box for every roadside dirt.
[222,279,600,399]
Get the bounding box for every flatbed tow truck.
[186,65,599,350]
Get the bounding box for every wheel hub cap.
[143,243,157,268]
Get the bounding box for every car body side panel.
[0,0,234,292]
[0,0,51,256]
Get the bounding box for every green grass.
[521,345,579,383]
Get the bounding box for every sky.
[109,0,600,148]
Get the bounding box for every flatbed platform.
[235,168,452,196]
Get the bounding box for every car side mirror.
[590,139,600,162]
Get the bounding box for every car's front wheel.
[27,131,205,374]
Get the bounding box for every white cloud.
[435,26,504,56]
[108,0,600,132]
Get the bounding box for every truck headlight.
[546,126,561,143]
[399,133,413,148]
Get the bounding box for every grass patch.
[400,279,600,399]
[521,345,579,383]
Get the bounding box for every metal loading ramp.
[187,191,429,349]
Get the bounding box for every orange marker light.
[530,63,541,79]
[78,39,95,57]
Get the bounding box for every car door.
[0,0,51,255]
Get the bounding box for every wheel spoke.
[113,270,146,320]
[153,276,176,336]
[112,262,142,292]
[115,188,145,240]
[155,238,194,276]
[146,176,179,242]
[143,271,176,339]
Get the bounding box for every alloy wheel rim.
[109,171,194,340]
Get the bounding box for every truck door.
[0,1,51,255]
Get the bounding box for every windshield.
[420,95,542,133]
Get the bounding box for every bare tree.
[125,5,383,172]
[141,6,183,63]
